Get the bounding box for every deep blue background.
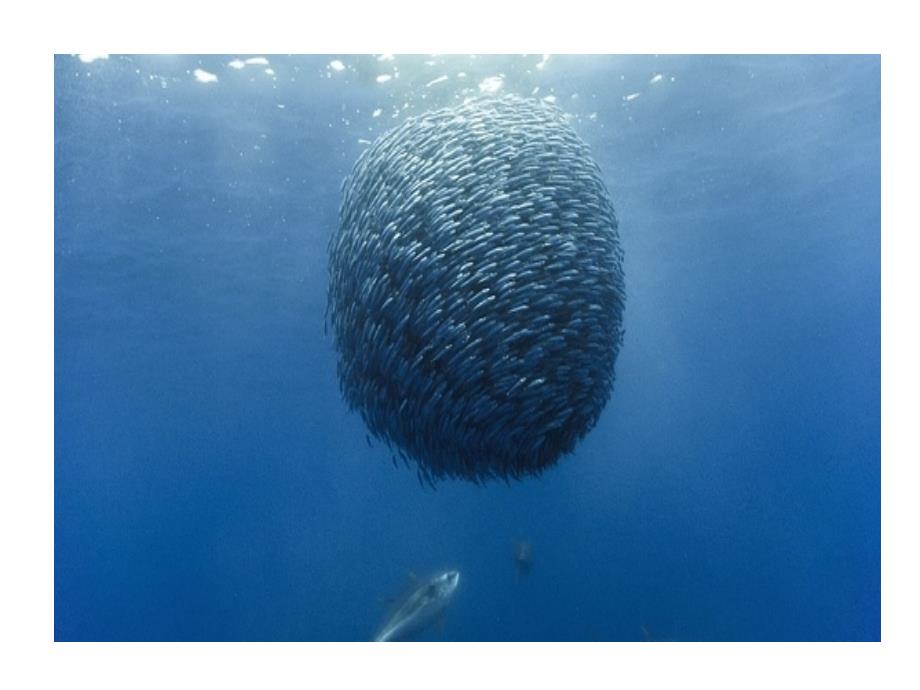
[54,54,879,641]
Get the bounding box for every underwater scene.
[54,54,880,641]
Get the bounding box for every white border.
[3,0,916,688]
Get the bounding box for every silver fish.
[374,570,461,642]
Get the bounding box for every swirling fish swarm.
[327,95,625,483]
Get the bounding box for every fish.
[327,95,625,483]
[513,540,534,579]
[374,570,461,642]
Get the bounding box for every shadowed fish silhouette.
[513,540,534,580]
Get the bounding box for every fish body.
[513,540,534,578]
[374,570,460,642]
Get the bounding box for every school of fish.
[327,94,625,483]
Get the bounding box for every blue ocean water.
[54,54,880,641]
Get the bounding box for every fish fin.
[407,571,418,583]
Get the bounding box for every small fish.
[513,540,534,579]
[327,95,625,483]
